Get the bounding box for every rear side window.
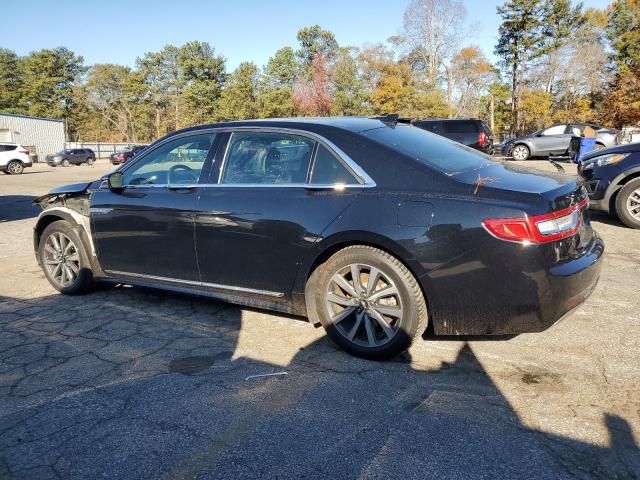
[311,145,358,185]
[221,132,314,185]
[413,121,440,133]
[0,145,17,152]
[480,122,493,136]
[441,121,478,134]
[363,125,493,174]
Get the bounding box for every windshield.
[362,124,495,175]
[58,150,71,155]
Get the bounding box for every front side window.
[311,145,359,185]
[541,125,567,136]
[123,134,214,186]
[221,132,314,185]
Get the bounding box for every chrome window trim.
[104,269,284,298]
[105,125,376,190]
[109,183,368,190]
[216,127,376,187]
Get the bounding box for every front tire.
[615,178,640,229]
[39,221,94,294]
[511,144,530,161]
[312,246,427,360]
[6,160,24,175]
[87,157,94,165]
[62,159,70,167]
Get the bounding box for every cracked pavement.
[0,161,639,479]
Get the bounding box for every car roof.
[170,117,393,137]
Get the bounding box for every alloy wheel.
[626,186,640,221]
[325,263,403,347]
[43,232,81,287]
[8,161,23,174]
[512,145,528,160]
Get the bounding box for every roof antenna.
[370,113,399,128]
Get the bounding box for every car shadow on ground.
[0,287,638,479]
[0,196,39,222]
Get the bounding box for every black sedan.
[578,142,640,229]
[32,117,603,359]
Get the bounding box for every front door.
[195,130,364,298]
[91,132,216,281]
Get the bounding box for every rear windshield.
[362,125,494,175]
[441,121,478,134]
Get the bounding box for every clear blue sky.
[2,0,611,71]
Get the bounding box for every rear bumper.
[424,234,604,336]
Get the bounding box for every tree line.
[0,0,638,143]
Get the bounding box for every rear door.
[91,132,217,281]
[195,129,367,298]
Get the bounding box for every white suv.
[0,143,32,175]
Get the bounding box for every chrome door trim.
[104,269,285,298]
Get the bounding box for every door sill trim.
[103,270,284,298]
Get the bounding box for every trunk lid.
[453,162,593,249]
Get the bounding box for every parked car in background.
[0,143,32,174]
[33,116,602,360]
[502,123,619,160]
[578,142,640,229]
[110,145,148,165]
[412,118,495,155]
[46,149,95,167]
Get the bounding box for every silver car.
[502,123,619,160]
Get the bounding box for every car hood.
[580,142,640,161]
[33,182,94,207]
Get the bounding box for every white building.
[0,113,65,160]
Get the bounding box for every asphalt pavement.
[0,160,638,479]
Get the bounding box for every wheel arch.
[33,208,99,272]
[299,231,429,327]
[604,167,640,214]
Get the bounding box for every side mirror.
[108,172,124,191]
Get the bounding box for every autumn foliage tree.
[292,53,333,116]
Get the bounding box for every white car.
[0,143,32,174]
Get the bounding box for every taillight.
[18,148,29,154]
[478,131,488,146]
[482,198,587,244]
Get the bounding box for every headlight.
[582,153,629,170]
[54,155,62,160]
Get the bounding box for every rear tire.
[511,144,530,161]
[311,245,427,360]
[39,220,94,294]
[615,178,640,229]
[6,160,24,175]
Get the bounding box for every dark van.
[412,118,494,155]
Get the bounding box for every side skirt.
[99,274,302,316]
